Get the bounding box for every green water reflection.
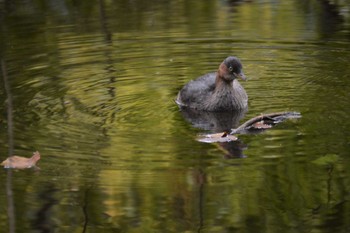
[1,0,350,232]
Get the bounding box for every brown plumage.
[176,56,248,111]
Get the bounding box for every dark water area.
[1,0,350,232]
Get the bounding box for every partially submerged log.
[231,111,301,134]
[198,112,301,143]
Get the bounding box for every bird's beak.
[235,72,247,81]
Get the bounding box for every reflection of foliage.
[0,0,350,232]
[312,154,340,166]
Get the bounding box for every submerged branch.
[231,111,301,134]
[197,112,301,143]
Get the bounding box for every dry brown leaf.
[1,151,41,169]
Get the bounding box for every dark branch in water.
[231,112,301,134]
[197,112,301,143]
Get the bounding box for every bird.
[176,56,248,111]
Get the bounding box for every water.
[1,0,350,232]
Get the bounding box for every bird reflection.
[179,107,247,158]
[219,140,248,159]
[179,107,301,159]
[179,107,246,132]
[31,184,58,233]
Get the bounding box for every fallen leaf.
[1,151,41,169]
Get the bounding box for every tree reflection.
[1,59,15,233]
[31,184,58,233]
[0,0,350,232]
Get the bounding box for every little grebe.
[176,56,248,111]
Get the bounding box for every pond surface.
[1,0,350,232]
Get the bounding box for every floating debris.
[197,112,301,143]
[231,112,301,134]
[1,151,41,169]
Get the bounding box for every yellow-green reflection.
[0,0,350,232]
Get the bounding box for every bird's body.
[176,56,248,111]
